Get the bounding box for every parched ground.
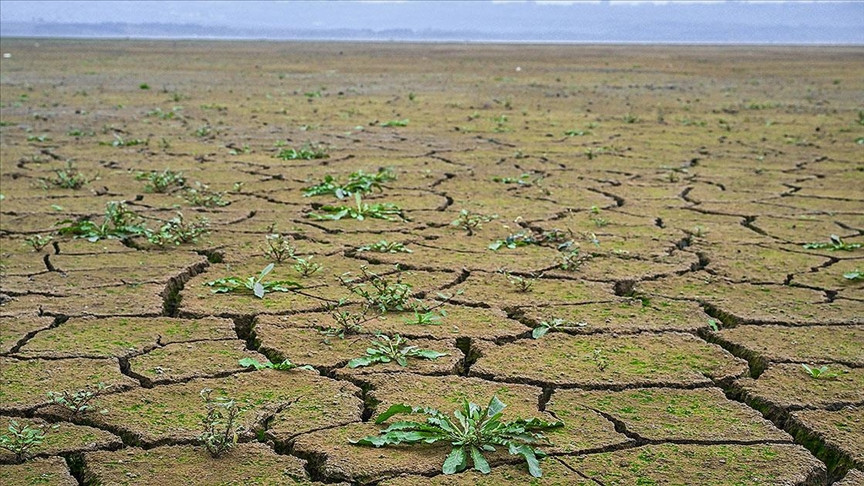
[0,40,862,485]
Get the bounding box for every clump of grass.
[198,388,242,458]
[205,263,300,299]
[357,240,412,253]
[135,169,186,193]
[803,235,861,251]
[451,210,497,236]
[47,382,109,415]
[41,161,97,189]
[347,334,446,368]
[308,194,404,222]
[303,168,396,199]
[262,233,297,263]
[56,201,146,242]
[182,182,229,207]
[276,143,329,160]
[145,213,210,246]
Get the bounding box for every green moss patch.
[550,387,788,443]
[73,369,362,446]
[253,324,460,374]
[711,325,864,369]
[0,417,121,463]
[449,272,615,307]
[17,316,235,358]
[518,298,709,335]
[471,332,747,389]
[0,316,53,353]
[0,356,138,413]
[789,408,864,475]
[638,273,864,325]
[83,443,317,485]
[564,443,826,485]
[736,363,864,413]
[0,457,77,486]
[378,458,593,485]
[129,340,268,385]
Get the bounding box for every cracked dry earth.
[0,40,862,485]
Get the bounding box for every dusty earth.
[0,40,862,485]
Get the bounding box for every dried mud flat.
[0,40,862,485]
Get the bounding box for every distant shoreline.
[1,36,862,48]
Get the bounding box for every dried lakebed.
[0,40,862,485]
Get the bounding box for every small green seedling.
[801,364,840,380]
[276,144,329,160]
[564,128,590,136]
[56,201,146,242]
[293,256,322,277]
[308,193,404,222]
[347,334,447,368]
[47,382,109,415]
[403,308,445,326]
[559,248,591,271]
[145,213,209,246]
[262,233,296,263]
[489,230,567,251]
[238,357,314,371]
[592,348,610,371]
[135,169,186,193]
[803,235,861,251]
[503,272,539,293]
[23,234,53,252]
[199,388,242,458]
[532,318,587,339]
[351,395,563,477]
[41,161,96,189]
[492,173,532,185]
[182,182,229,207]
[322,300,370,338]
[451,209,497,236]
[379,119,409,127]
[357,240,412,253]
[338,266,413,312]
[707,319,720,332]
[205,263,300,299]
[303,168,395,198]
[843,269,863,281]
[0,420,47,463]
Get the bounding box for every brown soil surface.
[0,457,77,485]
[1,40,860,483]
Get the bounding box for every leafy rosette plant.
[205,263,300,299]
[351,395,563,477]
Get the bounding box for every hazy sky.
[1,0,862,43]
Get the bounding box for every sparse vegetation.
[205,263,300,298]
[308,194,404,221]
[303,168,396,199]
[338,266,413,312]
[56,201,146,242]
[145,213,210,246]
[182,182,230,207]
[346,334,447,368]
[451,209,497,236]
[199,388,242,458]
[276,144,329,160]
[801,364,841,380]
[238,357,314,371]
[262,233,297,263]
[532,318,587,339]
[23,234,53,251]
[803,235,861,251]
[135,169,186,193]
[357,240,412,253]
[47,382,109,415]
[351,396,563,477]
[41,161,96,189]
[0,420,47,463]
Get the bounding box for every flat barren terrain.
[0,40,862,485]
